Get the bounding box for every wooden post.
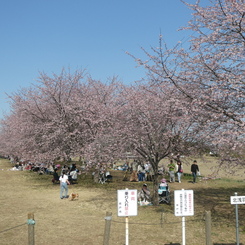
[205,210,212,245]
[27,213,35,245]
[160,212,164,228]
[103,211,112,245]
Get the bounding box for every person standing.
[145,161,153,181]
[176,161,183,183]
[69,169,78,184]
[137,162,145,182]
[130,160,138,182]
[167,159,176,183]
[59,170,70,199]
[52,168,60,184]
[191,160,199,183]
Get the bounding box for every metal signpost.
[117,189,138,245]
[174,189,194,245]
[230,192,245,245]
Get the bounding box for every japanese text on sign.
[117,189,138,216]
[174,190,194,216]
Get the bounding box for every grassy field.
[0,157,245,245]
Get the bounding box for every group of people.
[55,164,80,199]
[167,159,184,183]
[167,159,200,183]
[52,163,79,185]
[121,157,200,185]
[137,159,200,205]
[129,160,154,182]
[7,157,79,200]
[137,178,168,205]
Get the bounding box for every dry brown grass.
[0,157,245,245]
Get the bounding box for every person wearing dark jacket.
[191,160,199,183]
[52,168,59,184]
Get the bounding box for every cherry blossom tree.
[0,69,121,165]
[0,69,85,161]
[0,67,229,204]
[105,81,215,204]
[129,0,245,165]
[1,0,244,205]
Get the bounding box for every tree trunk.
[151,172,159,205]
[93,170,99,183]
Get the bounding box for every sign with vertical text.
[174,189,194,216]
[117,189,138,216]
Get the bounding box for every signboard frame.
[174,189,194,217]
[117,189,138,217]
[230,195,245,205]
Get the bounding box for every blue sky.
[0,0,210,119]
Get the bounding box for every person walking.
[191,160,199,183]
[176,161,183,183]
[59,170,70,199]
[167,159,176,182]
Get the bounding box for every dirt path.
[0,159,117,245]
[1,158,244,245]
[0,159,204,245]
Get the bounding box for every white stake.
[125,216,129,245]
[182,216,186,245]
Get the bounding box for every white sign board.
[230,196,245,204]
[174,190,194,216]
[117,189,138,216]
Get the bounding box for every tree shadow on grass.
[187,184,245,241]
[213,243,244,245]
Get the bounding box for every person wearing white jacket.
[59,170,70,199]
[176,161,183,183]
